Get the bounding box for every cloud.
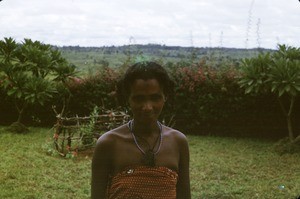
[0,0,299,49]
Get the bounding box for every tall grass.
[0,127,299,198]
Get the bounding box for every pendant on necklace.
[142,150,155,167]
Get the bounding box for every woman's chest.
[111,136,179,174]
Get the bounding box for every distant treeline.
[54,44,274,62]
[52,44,275,74]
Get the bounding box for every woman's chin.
[134,116,157,124]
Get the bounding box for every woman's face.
[128,78,165,124]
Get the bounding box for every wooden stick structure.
[53,109,130,156]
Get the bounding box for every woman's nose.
[142,101,153,111]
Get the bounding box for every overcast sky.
[0,0,299,49]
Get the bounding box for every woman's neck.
[132,120,159,137]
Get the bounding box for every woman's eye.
[131,94,163,103]
[132,96,144,102]
[151,95,163,101]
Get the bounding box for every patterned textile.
[106,166,178,199]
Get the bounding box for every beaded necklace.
[128,120,163,167]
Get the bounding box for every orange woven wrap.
[106,166,178,199]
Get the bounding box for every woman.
[91,61,191,199]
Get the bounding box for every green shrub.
[66,66,120,116]
[168,62,245,133]
[1,58,298,139]
[164,60,298,137]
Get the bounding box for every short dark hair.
[117,61,174,105]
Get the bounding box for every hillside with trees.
[55,44,274,75]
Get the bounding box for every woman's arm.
[176,133,191,199]
[91,133,113,199]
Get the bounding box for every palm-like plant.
[0,37,77,129]
[239,44,300,143]
[239,53,272,94]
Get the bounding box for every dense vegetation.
[1,41,299,141]
[0,37,76,132]
[239,45,300,143]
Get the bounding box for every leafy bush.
[66,66,121,116]
[239,44,300,142]
[0,37,76,128]
[1,47,299,138]
[167,61,245,133]
[163,59,298,137]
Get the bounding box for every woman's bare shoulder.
[162,125,188,142]
[95,124,129,148]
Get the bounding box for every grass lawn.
[0,127,299,199]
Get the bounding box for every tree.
[0,37,77,130]
[239,44,300,143]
